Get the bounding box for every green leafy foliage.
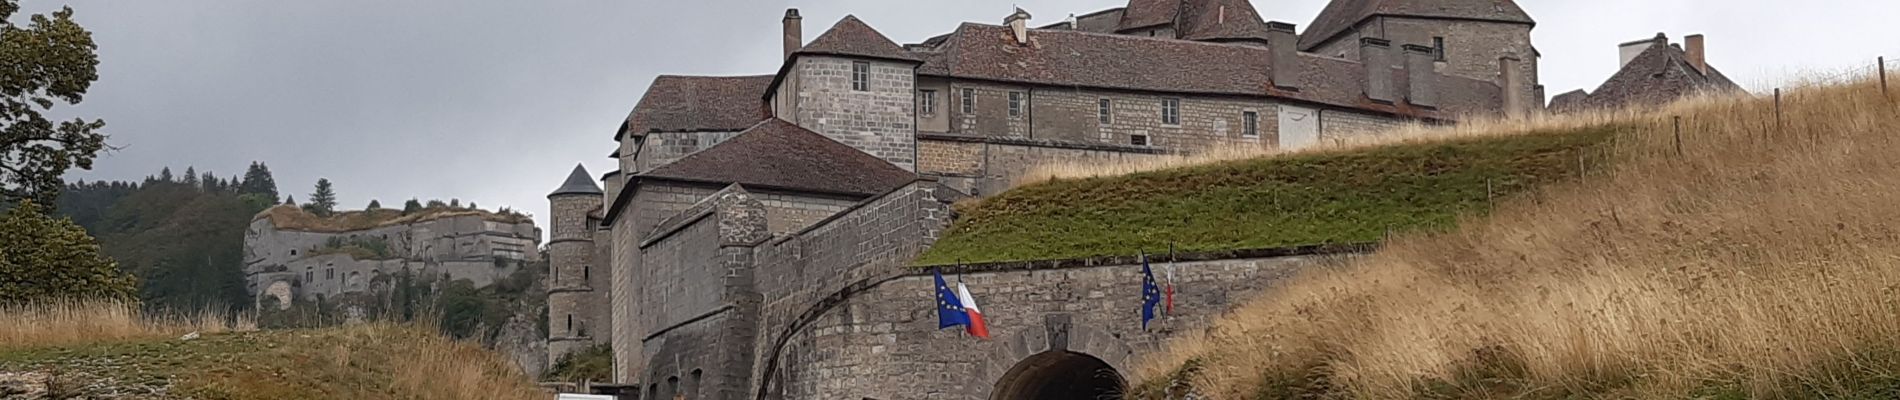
[0,1,108,205]
[55,166,274,313]
[546,344,612,382]
[917,127,1619,265]
[0,200,135,304]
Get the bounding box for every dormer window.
[851,62,870,91]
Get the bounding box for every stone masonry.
[790,56,918,171]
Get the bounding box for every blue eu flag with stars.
[934,267,971,330]
[1141,253,1161,330]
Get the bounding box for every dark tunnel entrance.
[991,351,1126,400]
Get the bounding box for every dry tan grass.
[0,300,251,351]
[1136,66,1900,398]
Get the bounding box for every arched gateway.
[990,351,1126,400]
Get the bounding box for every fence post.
[1774,88,1783,136]
[1673,116,1683,157]
[1882,56,1890,100]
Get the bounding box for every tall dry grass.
[0,300,251,351]
[1136,66,1900,399]
[350,323,552,400]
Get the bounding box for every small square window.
[919,90,937,115]
[1242,111,1259,137]
[1008,92,1024,118]
[1130,135,1149,146]
[851,61,870,91]
[960,88,975,114]
[1098,99,1113,124]
[1161,98,1181,125]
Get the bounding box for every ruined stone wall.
[792,56,917,171]
[763,254,1334,399]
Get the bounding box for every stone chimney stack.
[1360,38,1394,103]
[1005,8,1033,44]
[783,9,802,61]
[1685,34,1707,75]
[1403,44,1438,108]
[1267,21,1299,90]
[1500,56,1526,118]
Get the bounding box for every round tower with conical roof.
[547,163,606,367]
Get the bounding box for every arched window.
[666,376,680,399]
[689,369,703,398]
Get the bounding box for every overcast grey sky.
[15,0,1900,236]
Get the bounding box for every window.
[960,88,975,114]
[919,90,937,115]
[583,265,590,281]
[1433,37,1446,61]
[305,271,313,282]
[289,249,297,256]
[1131,134,1149,146]
[1007,92,1024,118]
[1242,111,1259,137]
[851,61,870,91]
[326,268,335,280]
[1098,99,1113,124]
[1161,98,1181,125]
[566,314,573,332]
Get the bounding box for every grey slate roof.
[619,75,773,140]
[1550,38,1743,114]
[549,164,603,197]
[915,23,1503,119]
[1299,0,1534,51]
[639,119,917,196]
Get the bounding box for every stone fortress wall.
[242,210,541,308]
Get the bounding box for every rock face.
[494,312,549,378]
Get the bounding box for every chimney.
[1005,8,1033,44]
[1267,21,1299,90]
[782,9,802,61]
[1500,56,1526,118]
[1685,34,1707,75]
[1618,32,1665,69]
[1360,38,1394,103]
[1403,44,1438,108]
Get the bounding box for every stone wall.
[548,193,605,365]
[791,56,918,171]
[611,181,723,381]
[1318,108,1407,144]
[634,186,769,400]
[917,136,1172,196]
[631,130,746,174]
[941,81,1282,152]
[761,253,1337,399]
[1310,17,1542,110]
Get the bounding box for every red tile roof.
[1552,39,1743,113]
[639,119,917,196]
[1177,0,1273,43]
[619,75,773,140]
[1116,0,1181,31]
[1299,0,1534,51]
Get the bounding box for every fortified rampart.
[242,206,541,309]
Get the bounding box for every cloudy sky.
[15,0,1900,235]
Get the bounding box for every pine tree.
[307,179,337,217]
[240,162,280,199]
[201,172,219,192]
[449,199,460,209]
[367,199,382,210]
[181,167,198,187]
[402,199,422,215]
[158,167,173,182]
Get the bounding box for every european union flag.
[1141,253,1161,330]
[934,267,971,330]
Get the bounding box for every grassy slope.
[0,324,544,400]
[917,127,1618,265]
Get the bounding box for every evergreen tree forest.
[53,163,283,313]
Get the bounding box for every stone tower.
[547,163,607,366]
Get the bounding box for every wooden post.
[1577,150,1586,180]
[1774,88,1783,135]
[1673,116,1683,157]
[1882,56,1890,99]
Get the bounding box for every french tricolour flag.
[956,282,991,339]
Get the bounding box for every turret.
[546,163,605,366]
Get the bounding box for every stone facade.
[548,192,609,365]
[1309,16,1544,111]
[785,56,918,171]
[241,211,540,308]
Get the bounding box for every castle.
[547,0,1548,397]
[242,205,541,310]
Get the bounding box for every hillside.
[1120,74,1900,398]
[917,126,1618,266]
[1,303,544,400]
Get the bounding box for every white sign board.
[556,394,616,400]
